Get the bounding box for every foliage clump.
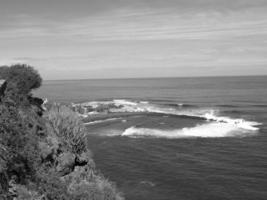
[45,104,87,154]
[0,64,124,200]
[65,165,124,200]
[0,64,42,95]
[0,64,43,199]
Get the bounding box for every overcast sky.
[0,0,267,80]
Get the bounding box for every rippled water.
[37,76,267,200]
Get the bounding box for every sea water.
[36,76,267,200]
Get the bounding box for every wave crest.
[121,123,257,139]
[73,99,261,132]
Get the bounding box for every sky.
[0,0,267,80]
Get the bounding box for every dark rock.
[0,81,7,100]
[75,151,90,166]
[27,96,45,116]
[56,152,76,176]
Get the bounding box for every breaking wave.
[73,99,261,137]
[121,123,257,139]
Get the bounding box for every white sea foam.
[75,99,261,132]
[84,118,121,125]
[201,111,261,131]
[121,122,256,139]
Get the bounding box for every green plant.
[44,104,87,154]
[1,64,42,95]
[65,166,124,200]
[0,104,41,187]
[1,64,124,200]
[8,182,45,200]
[0,64,44,196]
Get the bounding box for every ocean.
[35,76,267,200]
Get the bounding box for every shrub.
[0,64,124,200]
[0,64,44,196]
[43,104,124,200]
[44,104,87,154]
[0,103,41,188]
[1,64,42,95]
[36,167,70,200]
[65,166,124,200]
[8,181,45,200]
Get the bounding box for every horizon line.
[43,74,267,81]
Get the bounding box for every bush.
[0,64,124,200]
[1,64,42,95]
[35,167,70,200]
[65,166,124,200]
[44,104,87,154]
[0,101,41,189]
[0,64,44,197]
[8,181,45,200]
[43,104,124,200]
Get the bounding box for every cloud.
[1,5,267,42]
[0,1,267,79]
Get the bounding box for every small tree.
[1,64,42,94]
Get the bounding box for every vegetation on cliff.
[0,64,124,200]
